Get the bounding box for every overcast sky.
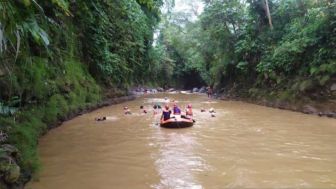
[173,0,204,17]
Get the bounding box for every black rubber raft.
[160,116,194,128]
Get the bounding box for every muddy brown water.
[27,93,336,189]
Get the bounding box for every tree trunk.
[264,0,273,30]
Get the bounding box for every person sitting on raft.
[173,104,181,115]
[161,105,171,121]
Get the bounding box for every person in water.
[207,86,213,98]
[185,104,193,117]
[209,107,216,117]
[124,106,131,115]
[140,105,147,114]
[153,103,162,109]
[161,105,171,121]
[95,116,106,121]
[173,104,181,115]
[153,103,161,115]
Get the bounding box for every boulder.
[325,111,336,118]
[139,88,145,92]
[0,147,21,185]
[275,100,289,110]
[192,87,199,93]
[129,90,138,95]
[302,105,318,114]
[0,145,18,158]
[220,95,229,100]
[199,87,206,93]
[167,88,175,92]
[330,84,336,91]
[3,164,20,184]
[157,87,164,92]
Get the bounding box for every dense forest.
[158,0,335,101]
[0,0,335,188]
[0,0,167,187]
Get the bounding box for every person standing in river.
[185,104,193,119]
[207,86,213,98]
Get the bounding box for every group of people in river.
[161,103,193,121]
[95,96,216,122]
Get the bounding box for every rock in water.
[0,145,21,185]
[167,88,175,92]
[199,87,206,93]
[302,105,318,114]
[331,83,336,91]
[3,164,20,184]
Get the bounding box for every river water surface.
[27,93,336,189]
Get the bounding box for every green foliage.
[158,0,336,97]
[74,0,163,86]
[0,0,165,181]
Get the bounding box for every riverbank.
[218,91,336,119]
[0,92,136,189]
[189,86,335,118]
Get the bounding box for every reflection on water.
[27,93,336,189]
[152,130,206,189]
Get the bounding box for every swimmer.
[140,105,147,114]
[124,106,132,115]
[95,116,106,121]
[153,103,161,109]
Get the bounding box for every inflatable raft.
[160,115,194,128]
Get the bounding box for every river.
[27,93,336,189]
